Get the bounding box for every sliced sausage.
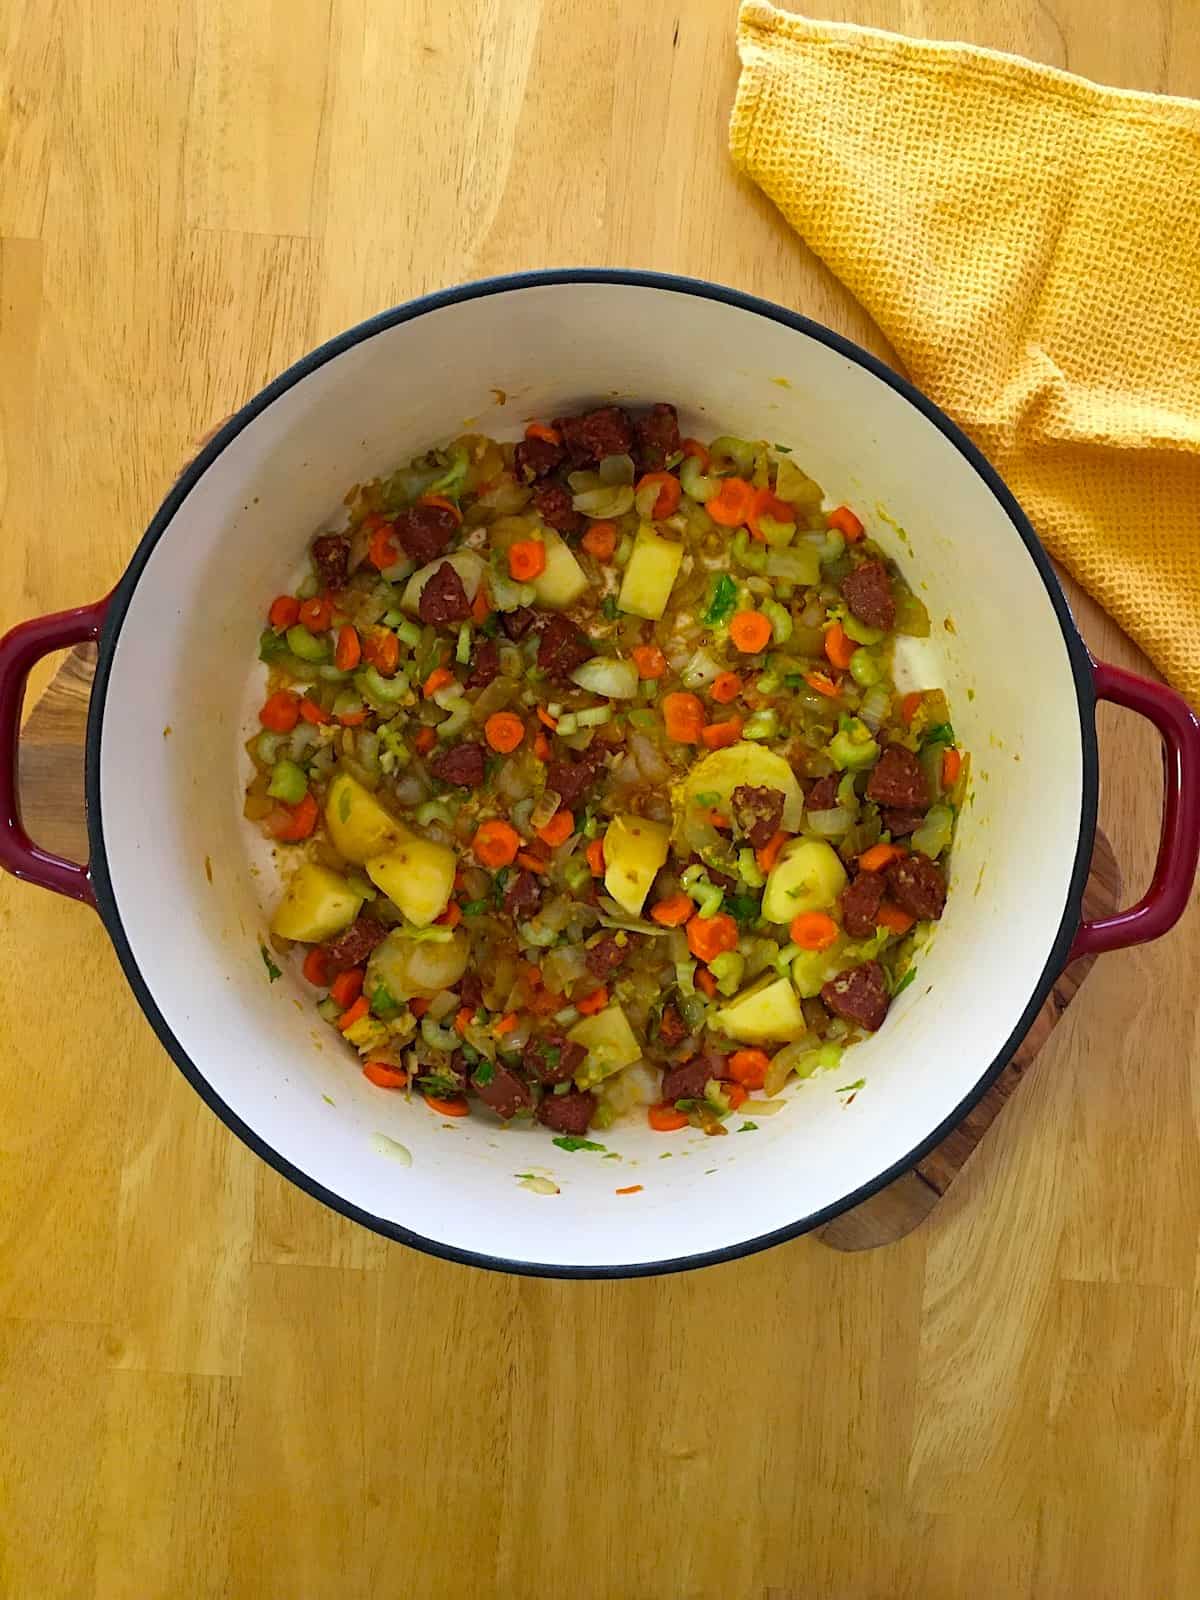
[532,482,582,535]
[661,1049,723,1104]
[394,502,458,567]
[514,435,564,482]
[311,534,350,591]
[731,784,785,849]
[840,870,885,938]
[472,1061,532,1120]
[502,606,540,640]
[634,403,681,472]
[806,774,840,813]
[584,935,628,979]
[658,1003,687,1048]
[840,560,895,631]
[418,561,471,625]
[821,960,890,1032]
[321,915,388,975]
[555,405,635,467]
[458,973,484,1010]
[464,637,500,691]
[544,745,606,809]
[429,741,486,788]
[537,614,593,680]
[885,852,946,922]
[536,1088,597,1135]
[882,807,925,838]
[524,1032,586,1085]
[503,869,542,919]
[865,745,929,810]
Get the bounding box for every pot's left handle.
[0,598,110,905]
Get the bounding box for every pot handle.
[1070,659,1200,961]
[0,598,110,905]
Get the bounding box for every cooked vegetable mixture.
[248,404,966,1139]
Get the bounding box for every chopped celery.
[628,708,658,730]
[258,628,288,663]
[378,722,411,767]
[732,529,769,573]
[826,716,879,771]
[911,802,954,860]
[415,798,455,827]
[555,712,579,735]
[743,708,779,741]
[761,599,792,645]
[455,624,472,665]
[286,625,330,663]
[793,1041,843,1079]
[437,697,472,740]
[765,544,820,586]
[254,730,283,765]
[359,665,407,704]
[296,573,320,601]
[737,848,765,888]
[394,618,422,648]
[674,959,697,996]
[316,996,342,1024]
[680,454,715,502]
[836,771,860,811]
[756,672,782,695]
[709,436,756,476]
[615,534,634,567]
[849,648,881,687]
[429,444,469,496]
[818,529,845,565]
[268,759,308,803]
[758,514,795,548]
[332,689,365,720]
[563,857,592,893]
[696,884,725,918]
[576,706,612,728]
[893,587,931,637]
[708,950,745,996]
[843,614,885,646]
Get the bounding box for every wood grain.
[2,2,1199,1595]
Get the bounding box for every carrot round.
[680,438,710,469]
[329,967,364,1008]
[804,670,841,699]
[747,487,795,541]
[942,746,963,788]
[417,493,462,524]
[710,671,742,704]
[368,521,400,570]
[267,792,318,842]
[700,718,742,750]
[525,421,561,445]
[650,892,695,927]
[729,611,772,654]
[899,691,924,727]
[259,690,301,733]
[362,1062,408,1089]
[485,711,525,754]
[827,504,864,542]
[876,901,916,935]
[364,627,400,676]
[859,842,905,873]
[631,643,667,679]
[413,726,437,755]
[424,1094,470,1117]
[755,830,788,873]
[423,665,455,698]
[533,730,552,762]
[453,1006,473,1036]
[334,624,362,672]
[662,691,706,743]
[508,540,547,581]
[493,1011,519,1036]
[268,595,300,630]
[726,1083,749,1110]
[707,476,755,527]
[648,1103,690,1132]
[436,901,463,929]
[299,596,333,633]
[695,967,718,998]
[636,472,682,519]
[789,911,839,951]
[473,819,521,867]
[685,912,739,964]
[515,850,548,875]
[585,837,605,876]
[582,521,618,560]
[299,696,331,725]
[576,986,608,1016]
[824,621,855,671]
[537,810,575,848]
[337,995,369,1032]
[727,1049,769,1090]
[302,947,330,987]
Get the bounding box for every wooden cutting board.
[16,643,1121,1253]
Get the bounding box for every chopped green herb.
[369,983,400,1018]
[258,628,288,662]
[473,1060,495,1086]
[693,790,721,807]
[772,443,793,453]
[417,1073,461,1098]
[541,1045,561,1067]
[923,722,955,747]
[551,1135,608,1154]
[601,596,620,621]
[892,966,917,997]
[461,898,490,916]
[260,944,282,982]
[737,1121,759,1132]
[835,1078,866,1094]
[602,1151,620,1160]
[702,573,738,628]
[725,893,761,926]
[514,1171,535,1180]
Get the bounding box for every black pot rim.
[84,267,1099,1280]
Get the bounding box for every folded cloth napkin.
[729,3,1200,705]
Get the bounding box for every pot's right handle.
[1070,659,1200,961]
[0,598,110,905]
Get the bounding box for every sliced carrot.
[473,820,521,868]
[899,691,924,727]
[710,671,742,704]
[485,711,525,753]
[615,1183,644,1194]
[302,946,331,987]
[453,1006,473,1036]
[368,521,401,570]
[493,1011,519,1035]
[436,901,462,929]
[471,583,491,625]
[424,1094,470,1117]
[828,504,864,542]
[525,421,561,446]
[536,706,558,731]
[755,830,789,873]
[729,611,772,654]
[515,851,548,875]
[423,665,454,699]
[334,624,362,672]
[876,901,916,935]
[582,521,618,560]
[267,791,318,841]
[636,472,681,519]
[337,709,367,727]
[508,539,547,581]
[586,837,605,876]
[337,995,369,1031]
[696,809,731,830]
[576,986,608,1016]
[700,718,742,750]
[789,911,839,951]
[259,690,301,733]
[942,747,963,788]
[268,595,300,629]
[417,492,462,524]
[680,437,710,469]
[631,643,667,680]
[363,1062,408,1089]
[686,912,739,964]
[804,670,841,699]
[298,595,333,633]
[726,1083,749,1110]
[413,726,437,755]
[534,730,552,762]
[727,1049,769,1090]
[651,892,696,927]
[537,810,575,848]
[859,842,905,873]
[747,487,795,541]
[409,996,431,1018]
[363,627,400,676]
[529,987,564,1015]
[662,691,706,744]
[824,621,855,671]
[648,1103,690,1132]
[695,967,718,999]
[330,967,364,1008]
[299,696,331,725]
[707,476,755,527]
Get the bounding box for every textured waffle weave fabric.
[730,3,1200,704]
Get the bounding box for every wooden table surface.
[2,3,1198,1596]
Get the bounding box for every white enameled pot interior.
[96,280,1084,1271]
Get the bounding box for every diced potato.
[675,742,805,837]
[366,837,456,927]
[568,1003,642,1088]
[367,927,470,998]
[325,772,410,865]
[603,813,670,917]
[762,839,847,925]
[401,551,486,614]
[713,978,807,1044]
[618,524,683,620]
[530,527,589,609]
[271,863,363,943]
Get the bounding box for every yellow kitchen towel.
[730,3,1200,705]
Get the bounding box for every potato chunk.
[366,837,456,928]
[618,525,683,620]
[603,813,670,917]
[270,863,363,943]
[325,772,409,865]
[714,978,807,1044]
[761,839,847,925]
